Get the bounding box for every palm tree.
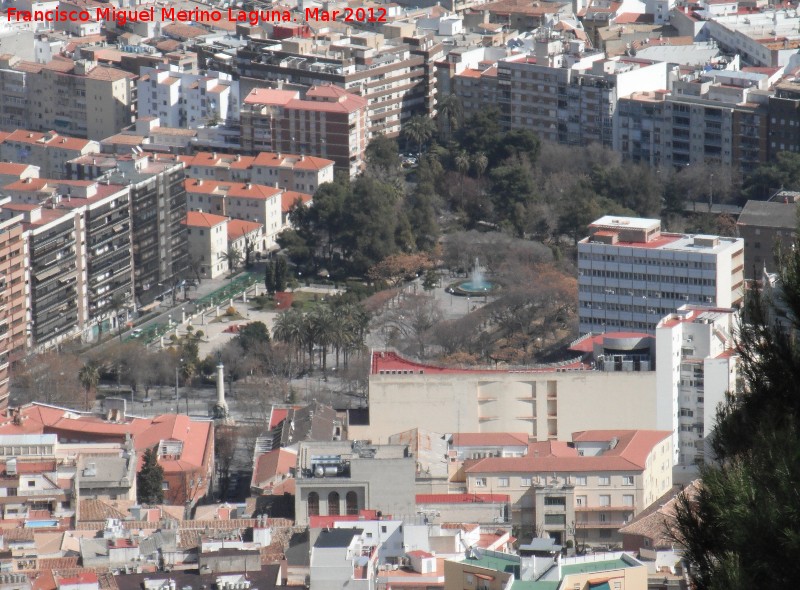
[403,115,436,157]
[78,363,100,411]
[436,94,463,142]
[455,150,470,199]
[220,246,243,277]
[273,309,305,366]
[309,307,335,375]
[473,152,489,179]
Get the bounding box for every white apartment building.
[463,430,673,546]
[184,179,283,249]
[578,216,744,334]
[137,65,239,128]
[149,151,335,196]
[182,211,228,279]
[656,305,738,467]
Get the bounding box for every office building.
[578,216,744,334]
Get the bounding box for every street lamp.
[175,357,183,402]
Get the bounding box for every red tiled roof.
[451,433,528,447]
[416,494,510,504]
[227,219,262,240]
[281,191,313,213]
[251,449,297,489]
[466,430,671,474]
[183,211,228,228]
[407,550,434,558]
[58,573,98,585]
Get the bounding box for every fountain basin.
[447,281,499,297]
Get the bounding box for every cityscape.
[0,0,796,587]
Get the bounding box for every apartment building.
[656,305,738,467]
[0,56,136,140]
[0,213,28,408]
[227,33,437,137]
[0,61,29,132]
[357,350,663,444]
[578,216,745,334]
[0,403,215,507]
[137,64,239,128]
[737,193,798,277]
[182,211,229,280]
[99,154,189,307]
[453,34,668,147]
[294,440,416,525]
[0,130,99,179]
[616,69,771,171]
[463,430,673,545]
[767,79,800,159]
[151,151,334,195]
[184,179,283,248]
[240,85,368,177]
[1,179,133,347]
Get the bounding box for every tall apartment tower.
[0,212,27,410]
[578,216,744,334]
[656,305,739,469]
[101,154,189,306]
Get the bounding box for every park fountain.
[457,257,495,295]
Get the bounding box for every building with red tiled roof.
[241,85,369,177]
[251,448,297,494]
[184,179,282,250]
[0,130,99,178]
[0,405,214,507]
[170,151,334,196]
[463,430,672,546]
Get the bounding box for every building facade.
[240,85,368,178]
[578,216,745,334]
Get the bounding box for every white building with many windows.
[656,305,738,469]
[578,216,744,334]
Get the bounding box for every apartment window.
[27,481,35,488]
[498,477,509,487]
[544,496,566,506]
[576,495,587,507]
[622,475,634,486]
[474,478,487,487]
[575,475,587,486]
[623,495,634,506]
[161,481,169,491]
[599,495,611,507]
[599,513,608,522]
[521,477,532,487]
[598,476,611,486]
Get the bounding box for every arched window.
[308,492,319,517]
[346,491,358,515]
[328,491,340,516]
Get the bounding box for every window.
[599,513,608,522]
[623,495,634,506]
[307,492,319,517]
[328,492,340,516]
[521,477,532,486]
[599,495,611,507]
[474,477,487,487]
[346,491,358,515]
[544,496,566,506]
[27,481,35,488]
[575,475,587,486]
[544,514,566,525]
[622,475,634,486]
[598,475,611,486]
[161,481,169,491]
[381,525,387,533]
[498,477,509,487]
[600,529,612,539]
[576,495,587,507]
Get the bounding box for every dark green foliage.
[264,262,274,294]
[675,244,800,589]
[137,446,164,504]
[237,321,270,352]
[274,257,288,292]
[743,152,800,200]
[366,135,401,174]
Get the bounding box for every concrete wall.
[355,371,659,443]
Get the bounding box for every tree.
[78,363,100,411]
[403,115,436,156]
[422,269,438,292]
[436,93,463,142]
[108,292,128,342]
[237,321,271,353]
[221,246,243,273]
[472,152,489,179]
[274,257,288,292]
[674,243,800,589]
[137,446,164,504]
[215,424,238,495]
[455,150,470,200]
[264,262,275,294]
[365,135,401,175]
